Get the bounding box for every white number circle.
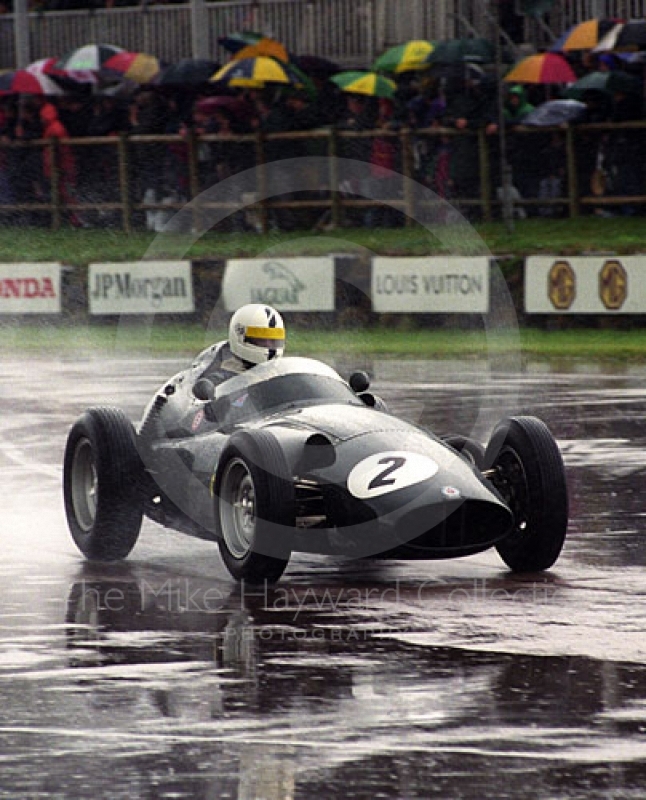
[347,451,439,499]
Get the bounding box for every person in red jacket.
[39,101,79,226]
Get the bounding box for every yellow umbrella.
[212,56,301,88]
[331,71,396,98]
[373,40,435,73]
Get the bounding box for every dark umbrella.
[217,31,265,54]
[154,58,219,86]
[292,55,340,77]
[429,37,494,65]
[194,95,253,119]
[521,99,587,126]
[595,20,646,51]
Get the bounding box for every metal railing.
[0,121,643,232]
[2,0,645,69]
[0,0,466,70]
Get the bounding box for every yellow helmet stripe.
[245,326,285,340]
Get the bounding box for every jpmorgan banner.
[371,257,490,313]
[89,261,194,314]
[222,258,335,312]
[0,262,61,313]
[525,256,643,313]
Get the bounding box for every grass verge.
[4,322,646,361]
[1,217,645,262]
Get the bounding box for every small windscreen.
[214,373,359,425]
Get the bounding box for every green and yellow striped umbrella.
[211,56,302,88]
[330,71,396,98]
[373,40,435,73]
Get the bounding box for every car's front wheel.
[484,415,568,572]
[214,430,294,584]
[63,407,143,561]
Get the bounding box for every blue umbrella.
[520,99,587,126]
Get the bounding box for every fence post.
[401,128,414,226]
[328,128,341,229]
[565,125,579,218]
[255,130,268,235]
[49,139,61,231]
[186,129,200,231]
[118,134,132,235]
[478,129,492,222]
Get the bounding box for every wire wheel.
[220,457,258,559]
[70,437,98,532]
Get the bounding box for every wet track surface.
[3,354,646,798]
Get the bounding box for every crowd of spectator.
[0,46,645,229]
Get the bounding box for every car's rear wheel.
[484,415,568,572]
[63,407,143,561]
[215,430,294,584]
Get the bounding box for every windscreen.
[213,373,360,426]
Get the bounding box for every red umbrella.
[504,53,576,84]
[0,70,63,95]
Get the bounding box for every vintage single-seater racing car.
[63,356,569,583]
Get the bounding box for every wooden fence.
[0,121,643,232]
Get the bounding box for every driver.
[194,304,286,389]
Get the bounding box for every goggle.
[244,326,285,349]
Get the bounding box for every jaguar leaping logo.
[251,261,306,305]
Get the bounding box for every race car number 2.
[347,451,439,499]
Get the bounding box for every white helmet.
[229,304,285,365]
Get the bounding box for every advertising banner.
[0,262,61,314]
[89,261,194,314]
[222,258,335,312]
[525,256,645,313]
[371,257,490,313]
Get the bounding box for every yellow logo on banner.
[548,260,576,310]
[599,260,627,310]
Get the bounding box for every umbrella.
[100,51,162,84]
[595,20,646,51]
[195,95,252,118]
[291,55,340,77]
[551,18,620,51]
[330,71,396,98]
[211,56,304,88]
[54,43,125,72]
[504,53,576,84]
[429,37,494,65]
[520,99,587,126]
[372,40,435,73]
[233,39,289,64]
[154,58,219,86]
[218,31,265,54]
[0,69,63,95]
[566,70,610,94]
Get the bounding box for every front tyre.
[63,407,143,561]
[214,430,294,584]
[484,415,568,572]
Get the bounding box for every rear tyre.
[484,415,568,572]
[214,430,294,584]
[63,407,143,561]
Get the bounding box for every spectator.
[367,96,401,227]
[607,81,643,214]
[504,84,539,212]
[442,70,498,215]
[39,100,79,226]
[12,101,43,225]
[128,88,170,230]
[336,93,376,225]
